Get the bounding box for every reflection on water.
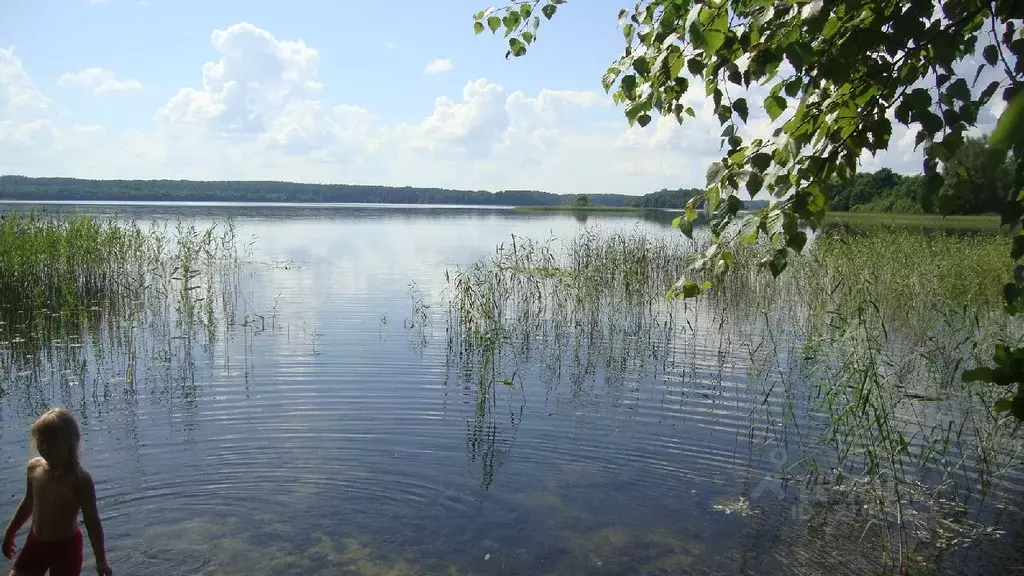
[0,202,1020,575]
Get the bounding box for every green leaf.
[633,56,650,77]
[637,113,652,128]
[750,152,772,172]
[921,111,944,135]
[474,21,485,35]
[766,248,788,277]
[1013,235,1024,260]
[786,230,807,252]
[699,6,729,53]
[962,367,995,382]
[621,74,637,97]
[739,213,760,243]
[983,44,999,66]
[784,77,802,98]
[687,58,704,76]
[990,90,1024,153]
[746,171,764,196]
[733,98,749,122]
[681,280,702,298]
[672,215,694,238]
[487,16,501,33]
[601,68,620,92]
[947,78,971,103]
[980,80,1001,103]
[764,95,787,121]
[508,37,527,57]
[706,162,726,186]
[542,3,557,20]
[717,105,732,124]
[1013,393,1024,421]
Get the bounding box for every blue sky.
[0,0,984,195]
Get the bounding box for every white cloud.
[1,23,1009,196]
[1,47,51,117]
[59,68,142,95]
[156,22,321,137]
[424,58,453,75]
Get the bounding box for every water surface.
[0,202,1019,575]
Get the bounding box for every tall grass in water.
[0,211,245,395]
[773,230,1022,573]
[440,225,1024,573]
[443,229,701,488]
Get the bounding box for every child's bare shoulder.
[72,466,96,494]
[74,466,93,483]
[26,457,45,473]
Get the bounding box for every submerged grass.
[439,224,1024,574]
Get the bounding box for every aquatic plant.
[436,224,1024,573]
[0,211,250,397]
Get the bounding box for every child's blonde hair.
[31,407,81,466]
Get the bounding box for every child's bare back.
[3,408,111,576]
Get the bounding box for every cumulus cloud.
[424,58,453,75]
[156,22,321,136]
[59,68,142,95]
[1,47,51,117]
[3,22,1003,196]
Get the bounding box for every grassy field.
[824,211,1004,231]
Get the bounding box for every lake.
[0,202,1021,575]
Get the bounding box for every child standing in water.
[2,408,112,576]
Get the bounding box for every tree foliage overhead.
[474,0,1022,277]
[473,1,1024,417]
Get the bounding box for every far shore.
[514,205,677,213]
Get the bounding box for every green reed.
[438,224,1024,574]
[0,211,247,395]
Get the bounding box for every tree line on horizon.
[0,136,1007,216]
[0,176,633,207]
[828,137,1017,215]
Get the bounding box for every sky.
[0,0,1005,195]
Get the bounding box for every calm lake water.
[0,202,1021,575]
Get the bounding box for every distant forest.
[829,136,1015,214]
[18,168,1008,214]
[0,176,776,211]
[0,176,638,206]
[627,187,769,210]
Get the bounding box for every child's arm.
[2,463,34,559]
[75,469,112,576]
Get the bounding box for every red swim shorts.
[11,528,83,576]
